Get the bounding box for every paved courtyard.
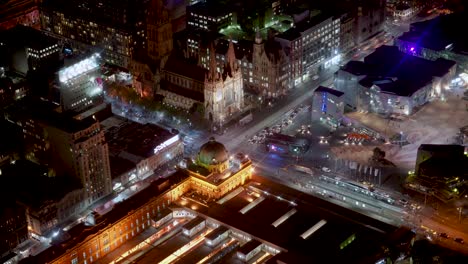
[335,89,468,170]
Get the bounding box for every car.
[439,233,449,239]
[312,75,319,80]
[454,238,464,244]
[322,167,331,173]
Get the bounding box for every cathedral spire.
[207,42,218,81]
[147,0,169,25]
[149,0,163,15]
[255,30,262,44]
[226,39,238,73]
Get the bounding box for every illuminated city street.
[2,0,468,263]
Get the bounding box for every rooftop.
[20,170,190,264]
[315,86,344,97]
[419,157,468,179]
[5,98,99,134]
[193,176,402,263]
[0,25,58,50]
[160,79,205,102]
[163,54,208,82]
[101,115,178,161]
[418,144,465,154]
[41,0,146,30]
[341,46,456,96]
[0,160,82,209]
[398,12,468,53]
[276,13,331,41]
[214,38,253,62]
[187,1,231,17]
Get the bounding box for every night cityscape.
[1,0,468,263]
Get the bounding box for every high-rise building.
[186,1,235,32]
[354,0,386,44]
[55,54,104,113]
[40,0,147,67]
[4,99,112,206]
[146,0,173,62]
[1,160,84,236]
[276,13,340,87]
[0,198,28,259]
[338,12,355,55]
[0,25,60,75]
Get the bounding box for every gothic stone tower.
[204,40,244,125]
[146,0,173,61]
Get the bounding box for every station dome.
[198,137,229,166]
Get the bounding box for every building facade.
[354,0,386,44]
[276,14,340,87]
[252,33,289,98]
[56,54,104,113]
[40,0,147,68]
[101,114,184,188]
[0,201,28,259]
[159,54,207,110]
[339,13,355,55]
[4,100,113,206]
[204,41,244,126]
[162,39,245,124]
[196,37,253,99]
[187,1,234,32]
[46,119,112,205]
[334,46,456,115]
[0,25,60,75]
[311,86,344,128]
[20,138,252,264]
[146,0,173,62]
[128,58,159,98]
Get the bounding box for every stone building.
[204,41,244,126]
[252,32,289,98]
[187,137,252,199]
[20,138,252,264]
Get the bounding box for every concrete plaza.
[340,88,468,170]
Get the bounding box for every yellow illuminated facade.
[187,137,252,199]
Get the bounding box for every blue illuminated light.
[321,92,327,113]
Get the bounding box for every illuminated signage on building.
[154,135,179,154]
[59,53,100,83]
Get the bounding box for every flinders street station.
[21,138,411,264]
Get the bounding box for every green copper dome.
[198,137,229,166]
